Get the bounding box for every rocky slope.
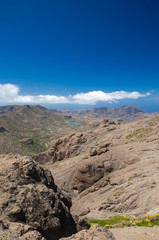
[35,115,159,220]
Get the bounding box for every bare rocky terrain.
[110,226,159,240]
[1,105,159,239]
[35,115,159,221]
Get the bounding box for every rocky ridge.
[34,132,88,165]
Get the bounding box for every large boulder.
[0,154,77,240]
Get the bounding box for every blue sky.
[0,0,159,112]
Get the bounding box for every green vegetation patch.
[88,214,159,228]
[89,216,129,227]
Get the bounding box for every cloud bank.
[0,84,151,105]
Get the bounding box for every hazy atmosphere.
[0,0,159,112]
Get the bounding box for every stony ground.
[61,224,116,240]
[110,226,159,240]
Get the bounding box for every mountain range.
[54,105,150,123]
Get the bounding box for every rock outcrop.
[34,132,87,164]
[0,154,78,240]
[61,224,116,240]
[98,119,117,128]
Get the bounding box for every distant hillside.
[0,105,150,155]
[55,105,150,122]
[0,105,88,155]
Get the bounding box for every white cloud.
[72,90,151,104]
[14,95,70,104]
[0,84,19,102]
[0,83,151,105]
